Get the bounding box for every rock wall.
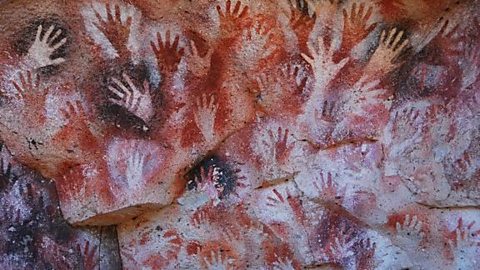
[0,0,479,269]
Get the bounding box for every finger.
[51,57,66,65]
[301,53,314,66]
[364,6,373,22]
[109,97,125,107]
[358,3,365,22]
[379,30,386,44]
[106,3,113,22]
[52,38,67,50]
[43,25,55,42]
[172,35,180,50]
[165,30,171,47]
[35,25,43,41]
[225,0,231,14]
[391,30,404,48]
[108,86,125,98]
[233,1,241,15]
[239,5,249,18]
[386,28,398,45]
[123,73,138,94]
[112,77,130,94]
[12,80,23,94]
[115,4,121,22]
[351,3,357,23]
[48,29,62,45]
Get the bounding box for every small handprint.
[10,70,42,101]
[188,40,213,77]
[26,24,67,68]
[76,241,99,270]
[392,107,421,141]
[193,94,218,144]
[216,0,249,35]
[108,73,153,123]
[262,127,294,164]
[151,30,185,75]
[60,100,88,125]
[238,22,276,69]
[272,255,295,270]
[302,36,349,89]
[280,63,308,93]
[448,218,480,249]
[0,158,18,191]
[191,208,211,227]
[307,0,340,24]
[203,250,235,270]
[158,230,182,253]
[343,76,385,112]
[366,28,409,74]
[461,46,480,90]
[92,3,132,58]
[125,150,146,188]
[327,224,356,261]
[313,171,346,204]
[395,214,425,240]
[315,100,336,123]
[342,2,377,50]
[265,188,296,222]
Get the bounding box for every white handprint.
[461,46,480,90]
[26,24,67,69]
[342,75,385,112]
[125,151,145,188]
[203,250,234,270]
[272,256,295,270]
[238,22,276,69]
[366,28,409,74]
[108,73,153,123]
[396,215,425,239]
[193,94,218,143]
[301,36,349,90]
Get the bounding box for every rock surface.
[0,0,479,269]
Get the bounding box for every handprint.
[151,30,185,76]
[108,73,153,123]
[461,46,480,90]
[0,158,18,191]
[265,188,296,222]
[341,2,377,51]
[306,0,340,25]
[262,127,294,164]
[193,94,218,144]
[238,22,276,70]
[26,24,67,69]
[203,250,235,270]
[280,63,308,93]
[191,208,211,227]
[448,218,480,269]
[395,214,425,240]
[313,171,346,204]
[157,230,182,253]
[272,255,295,270]
[315,100,336,123]
[216,0,249,36]
[76,241,99,270]
[60,100,88,126]
[327,224,356,261]
[10,70,43,101]
[392,107,422,142]
[366,28,409,75]
[188,40,213,77]
[125,150,146,188]
[92,3,132,58]
[342,76,385,112]
[302,36,349,90]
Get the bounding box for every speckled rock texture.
[0,0,479,269]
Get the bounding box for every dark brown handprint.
[151,30,185,76]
